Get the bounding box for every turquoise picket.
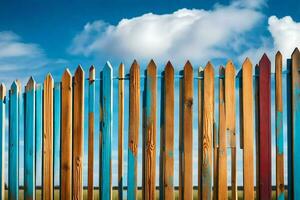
[54,82,61,188]
[9,81,19,200]
[0,84,6,199]
[100,62,113,199]
[24,78,36,199]
[35,84,43,191]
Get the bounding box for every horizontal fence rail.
[0,48,299,199]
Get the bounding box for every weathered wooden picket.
[0,48,299,199]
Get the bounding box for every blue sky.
[0,0,299,189]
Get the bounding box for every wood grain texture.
[24,77,36,200]
[128,60,140,200]
[213,122,218,200]
[241,58,254,200]
[43,74,54,200]
[179,70,183,200]
[218,67,227,200]
[258,54,272,200]
[100,62,113,199]
[9,81,19,200]
[275,51,284,200]
[0,84,5,200]
[143,60,157,200]
[290,48,300,198]
[201,62,214,200]
[88,65,95,200]
[60,69,72,200]
[73,66,84,200]
[224,61,236,200]
[160,61,174,200]
[118,63,124,200]
[179,61,193,200]
[198,67,203,200]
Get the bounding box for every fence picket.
[100,62,113,199]
[179,61,193,199]
[73,66,84,200]
[198,67,203,200]
[201,62,214,199]
[118,63,124,200]
[35,84,42,199]
[218,67,227,199]
[43,74,54,200]
[143,60,157,200]
[61,69,72,200]
[88,65,95,200]
[275,51,284,199]
[9,81,19,200]
[241,58,254,199]
[0,84,5,200]
[258,54,272,199]
[128,60,140,200]
[24,77,36,200]
[290,48,300,198]
[160,61,174,200]
[224,61,236,200]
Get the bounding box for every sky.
[0,0,299,190]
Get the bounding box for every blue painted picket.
[54,82,61,188]
[9,81,19,200]
[24,77,36,199]
[35,84,43,190]
[0,84,6,199]
[100,62,113,199]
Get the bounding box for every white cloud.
[268,16,300,58]
[68,0,263,66]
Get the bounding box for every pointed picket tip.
[259,53,270,65]
[89,65,95,82]
[10,81,19,95]
[219,66,225,75]
[62,68,72,80]
[147,59,157,71]
[0,83,6,100]
[75,65,84,75]
[292,47,300,58]
[26,76,36,91]
[104,61,113,70]
[204,61,214,72]
[276,51,282,58]
[45,73,54,82]
[184,60,193,72]
[165,61,174,71]
[119,63,125,78]
[198,66,203,72]
[225,60,235,74]
[130,59,140,72]
[243,57,252,68]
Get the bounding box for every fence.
[0,48,299,200]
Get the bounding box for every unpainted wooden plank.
[128,60,140,200]
[54,82,61,197]
[201,62,214,200]
[100,62,113,199]
[161,61,174,200]
[24,77,36,200]
[218,67,227,200]
[224,61,237,200]
[275,51,284,200]
[241,58,254,200]
[43,74,54,200]
[73,66,85,200]
[143,60,157,200]
[118,63,124,200]
[60,69,72,200]
[88,65,95,200]
[0,84,5,200]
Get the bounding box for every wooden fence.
[0,48,299,200]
